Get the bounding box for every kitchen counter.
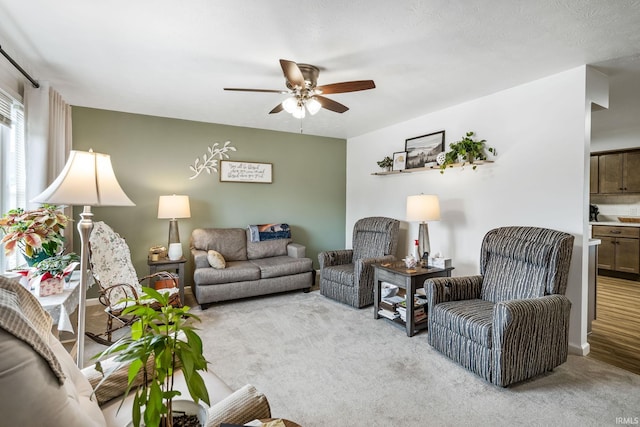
[590,221,640,227]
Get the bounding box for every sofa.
[191,227,314,308]
[0,277,271,427]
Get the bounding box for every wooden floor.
[587,275,640,375]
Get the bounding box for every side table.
[373,262,454,337]
[147,257,187,304]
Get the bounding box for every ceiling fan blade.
[269,104,284,114]
[316,80,376,95]
[316,95,349,113]
[279,59,306,88]
[224,88,288,93]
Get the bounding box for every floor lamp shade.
[406,194,441,259]
[31,149,135,368]
[158,195,191,260]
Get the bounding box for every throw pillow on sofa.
[207,250,226,269]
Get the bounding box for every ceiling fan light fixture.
[306,97,322,115]
[282,96,298,114]
[292,104,306,119]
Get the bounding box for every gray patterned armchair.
[318,217,400,308]
[425,226,574,387]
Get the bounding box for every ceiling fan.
[224,59,375,118]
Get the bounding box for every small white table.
[32,271,81,333]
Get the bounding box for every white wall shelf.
[371,160,494,175]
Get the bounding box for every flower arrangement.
[0,205,71,258]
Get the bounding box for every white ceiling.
[2,0,640,139]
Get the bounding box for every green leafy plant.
[34,252,79,278]
[377,156,393,170]
[439,131,496,173]
[94,288,210,427]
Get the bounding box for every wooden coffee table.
[373,262,454,337]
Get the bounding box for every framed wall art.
[404,130,445,169]
[392,151,406,171]
[220,160,273,183]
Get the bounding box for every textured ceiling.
[1,0,640,139]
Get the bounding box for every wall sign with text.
[220,160,273,183]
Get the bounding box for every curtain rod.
[0,45,40,88]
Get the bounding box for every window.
[0,88,26,272]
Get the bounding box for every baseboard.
[569,341,590,356]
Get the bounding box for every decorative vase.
[168,243,183,260]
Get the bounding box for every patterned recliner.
[425,226,574,387]
[318,217,400,308]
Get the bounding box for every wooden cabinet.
[590,155,599,194]
[592,225,640,274]
[597,151,640,194]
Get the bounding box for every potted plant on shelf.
[439,131,496,173]
[94,287,210,427]
[0,204,71,265]
[377,156,394,171]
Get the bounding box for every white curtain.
[24,83,74,252]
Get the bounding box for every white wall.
[347,67,590,354]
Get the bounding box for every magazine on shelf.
[378,308,400,320]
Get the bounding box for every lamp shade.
[31,150,135,206]
[406,194,441,222]
[157,195,191,219]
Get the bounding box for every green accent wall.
[71,107,346,297]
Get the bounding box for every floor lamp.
[31,150,135,367]
[406,194,441,262]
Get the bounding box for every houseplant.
[377,156,394,171]
[439,131,496,173]
[0,204,71,264]
[94,287,210,427]
[27,252,80,296]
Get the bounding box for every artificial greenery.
[94,288,210,427]
[377,156,393,169]
[34,252,79,277]
[439,131,495,173]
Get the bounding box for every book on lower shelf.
[396,305,426,323]
[378,308,400,320]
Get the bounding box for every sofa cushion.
[194,261,261,285]
[83,355,157,406]
[430,299,494,347]
[207,384,271,426]
[249,256,313,279]
[246,229,291,260]
[191,228,248,261]
[0,328,107,427]
[207,250,226,269]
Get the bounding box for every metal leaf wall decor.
[189,140,237,180]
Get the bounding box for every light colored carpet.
[83,289,640,427]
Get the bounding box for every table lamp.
[31,149,135,367]
[406,194,441,261]
[157,195,191,260]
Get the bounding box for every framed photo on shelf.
[404,130,445,169]
[392,151,406,171]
